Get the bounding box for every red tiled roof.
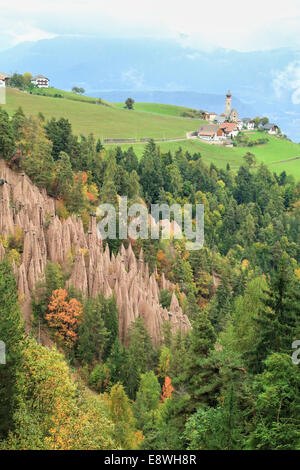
[220,122,238,132]
[198,130,216,137]
[0,73,10,80]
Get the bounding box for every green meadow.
[4,88,203,140]
[113,102,197,117]
[105,132,300,179]
[3,87,300,179]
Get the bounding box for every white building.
[242,118,255,130]
[0,73,10,88]
[31,75,49,88]
[236,120,244,131]
[262,123,279,135]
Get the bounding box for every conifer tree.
[183,310,217,409]
[0,260,24,439]
[134,371,161,431]
[0,108,15,161]
[55,151,73,199]
[249,258,300,373]
[77,296,109,363]
[139,140,164,202]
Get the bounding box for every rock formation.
[0,161,191,345]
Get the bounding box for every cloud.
[0,0,300,52]
[121,68,145,88]
[272,61,300,104]
[10,26,56,45]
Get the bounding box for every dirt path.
[270,156,300,165]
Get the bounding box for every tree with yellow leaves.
[105,383,143,450]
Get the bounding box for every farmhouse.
[214,115,226,125]
[242,118,255,130]
[262,123,279,135]
[198,124,223,141]
[31,75,49,88]
[236,120,244,131]
[203,112,217,121]
[220,122,239,138]
[0,73,10,87]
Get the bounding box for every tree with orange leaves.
[46,289,83,348]
[161,376,174,402]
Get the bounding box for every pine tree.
[0,260,24,439]
[249,259,300,373]
[55,151,73,199]
[0,108,15,161]
[100,154,118,205]
[11,107,25,141]
[123,318,157,399]
[77,296,109,363]
[45,117,73,160]
[134,371,161,431]
[139,140,164,202]
[249,353,300,449]
[183,310,217,409]
[66,177,85,214]
[102,295,119,358]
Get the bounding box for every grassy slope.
[27,87,110,105]
[3,88,300,179]
[4,88,203,140]
[113,102,196,117]
[105,132,300,179]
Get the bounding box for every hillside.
[3,87,300,178]
[3,88,204,140]
[112,102,200,117]
[106,132,300,179]
[1,106,300,450]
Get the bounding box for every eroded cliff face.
[0,161,190,345]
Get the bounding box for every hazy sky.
[0,0,300,52]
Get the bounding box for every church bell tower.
[225,90,232,118]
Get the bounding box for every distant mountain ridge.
[1,36,300,140]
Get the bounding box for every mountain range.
[1,36,300,141]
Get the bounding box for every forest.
[0,106,300,450]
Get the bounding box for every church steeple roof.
[226,90,232,98]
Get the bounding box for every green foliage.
[123,318,157,399]
[72,86,85,94]
[32,261,64,321]
[160,289,172,309]
[2,100,300,450]
[9,73,26,89]
[134,371,161,430]
[2,338,117,450]
[185,385,245,450]
[65,177,85,214]
[249,259,300,373]
[249,353,300,450]
[45,117,73,160]
[77,296,109,364]
[0,107,15,160]
[0,260,24,439]
[125,97,135,110]
[139,140,164,202]
[106,383,143,449]
[20,116,54,190]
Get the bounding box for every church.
[225,90,239,122]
